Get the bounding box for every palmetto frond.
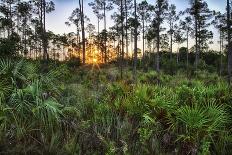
[177,105,208,130]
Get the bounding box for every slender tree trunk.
[120,0,124,79]
[82,0,85,64]
[198,25,201,59]
[170,23,173,61]
[176,44,179,64]
[133,0,138,82]
[63,46,65,61]
[97,17,101,62]
[76,8,79,57]
[9,3,13,36]
[44,0,48,60]
[219,30,222,76]
[156,19,160,72]
[170,33,173,61]
[131,29,133,55]
[6,7,10,38]
[117,25,120,67]
[40,0,48,61]
[195,16,198,70]
[187,30,189,69]
[142,15,145,60]
[104,2,107,63]
[125,0,129,60]
[79,0,85,64]
[227,0,232,84]
[40,0,43,54]
[43,0,48,60]
[221,32,224,75]
[35,23,38,60]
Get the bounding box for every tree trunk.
[156,20,160,72]
[187,30,189,69]
[170,23,173,61]
[221,31,224,75]
[227,0,232,84]
[176,45,179,64]
[104,2,107,63]
[142,15,145,60]
[125,0,129,60]
[219,30,222,76]
[98,17,101,62]
[117,25,120,67]
[40,0,48,61]
[43,0,48,60]
[9,3,13,36]
[79,0,85,64]
[133,0,138,82]
[195,16,198,70]
[120,0,124,79]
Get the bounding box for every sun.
[93,58,98,63]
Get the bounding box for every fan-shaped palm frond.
[0,80,12,103]
[177,105,208,130]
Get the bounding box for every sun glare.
[93,58,97,63]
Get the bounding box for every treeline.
[0,0,232,82]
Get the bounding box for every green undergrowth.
[0,58,232,154]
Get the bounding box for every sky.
[45,0,227,52]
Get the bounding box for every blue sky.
[46,0,227,51]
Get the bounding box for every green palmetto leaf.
[0,59,38,88]
[204,100,229,132]
[0,79,12,103]
[177,105,208,130]
[33,99,63,130]
[0,106,12,132]
[0,58,14,76]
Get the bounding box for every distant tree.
[57,34,69,61]
[165,4,179,61]
[138,0,153,60]
[0,32,20,57]
[174,24,185,64]
[17,1,33,55]
[88,1,104,58]
[124,0,133,59]
[86,23,96,62]
[0,0,17,38]
[188,0,214,70]
[111,12,124,69]
[213,12,226,75]
[160,33,169,52]
[180,16,193,68]
[90,0,113,63]
[111,0,126,78]
[66,7,89,62]
[153,0,168,72]
[31,0,55,61]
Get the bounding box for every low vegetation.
[0,58,231,154]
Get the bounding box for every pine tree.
[138,0,153,61]
[153,0,168,72]
[165,4,179,61]
[213,12,226,76]
[180,16,193,69]
[188,0,213,70]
